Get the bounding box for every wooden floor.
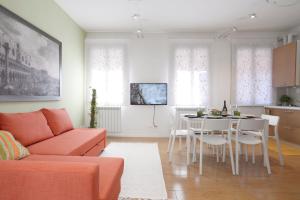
[107,137,300,200]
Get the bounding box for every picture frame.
[0,5,62,101]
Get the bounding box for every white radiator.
[175,107,199,129]
[97,107,122,135]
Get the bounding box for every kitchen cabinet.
[265,107,300,145]
[272,42,298,87]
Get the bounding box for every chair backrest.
[237,119,266,132]
[187,117,203,129]
[202,119,231,131]
[261,114,279,127]
[167,107,176,129]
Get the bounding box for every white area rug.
[101,142,168,200]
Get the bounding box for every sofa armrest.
[0,160,99,200]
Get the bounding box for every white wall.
[122,35,170,137]
[210,40,232,107]
[86,32,278,137]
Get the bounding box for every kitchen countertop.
[265,105,300,110]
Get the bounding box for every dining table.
[180,114,270,166]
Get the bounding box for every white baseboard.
[107,132,169,138]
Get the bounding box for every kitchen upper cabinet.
[272,42,298,87]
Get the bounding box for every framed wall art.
[0,5,62,101]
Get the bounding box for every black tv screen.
[130,83,167,105]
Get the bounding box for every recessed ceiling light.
[232,26,238,32]
[266,0,300,7]
[136,29,142,34]
[132,14,140,20]
[249,13,257,19]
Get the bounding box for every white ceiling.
[54,0,300,33]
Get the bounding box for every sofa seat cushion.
[41,108,74,136]
[24,155,124,200]
[27,128,106,156]
[0,111,54,146]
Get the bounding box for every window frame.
[170,43,211,107]
[85,40,128,107]
[231,43,274,106]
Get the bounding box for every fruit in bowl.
[211,109,221,116]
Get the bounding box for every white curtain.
[86,44,125,106]
[172,46,209,107]
[233,45,272,106]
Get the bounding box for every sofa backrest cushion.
[0,111,54,146]
[0,130,30,160]
[41,108,74,136]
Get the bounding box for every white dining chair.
[245,114,284,166]
[168,129,189,162]
[192,119,235,175]
[167,113,189,162]
[234,119,271,175]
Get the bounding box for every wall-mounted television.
[130,83,167,105]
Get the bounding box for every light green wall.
[0,0,86,127]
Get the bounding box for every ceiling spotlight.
[136,29,144,38]
[216,26,238,39]
[249,13,257,19]
[132,14,140,20]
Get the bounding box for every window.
[234,46,272,105]
[173,46,209,106]
[87,45,125,106]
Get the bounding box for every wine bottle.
[222,100,228,116]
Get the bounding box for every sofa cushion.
[0,111,54,146]
[84,140,106,156]
[24,155,124,200]
[27,128,106,156]
[0,130,30,160]
[41,108,74,135]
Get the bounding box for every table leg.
[186,120,191,165]
[187,131,191,165]
[192,134,197,162]
[264,120,271,174]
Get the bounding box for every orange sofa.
[0,109,124,200]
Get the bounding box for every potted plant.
[279,94,292,106]
[197,108,205,117]
[89,88,97,128]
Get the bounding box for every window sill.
[237,105,269,107]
